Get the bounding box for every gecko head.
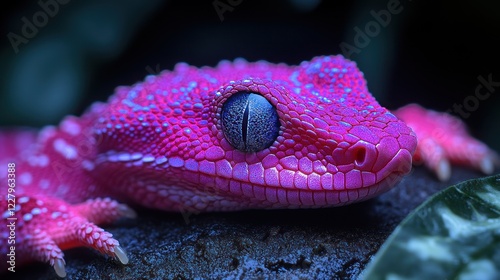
[96,55,417,210]
[207,56,417,208]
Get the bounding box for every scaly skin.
[0,55,495,277]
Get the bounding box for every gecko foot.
[394,104,498,181]
[1,195,135,278]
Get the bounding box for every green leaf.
[361,174,500,280]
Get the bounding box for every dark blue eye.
[221,92,280,152]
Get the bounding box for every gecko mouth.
[158,142,414,210]
[127,149,414,212]
[225,148,414,209]
[213,149,412,208]
[374,149,413,186]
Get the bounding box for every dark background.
[1,0,499,152]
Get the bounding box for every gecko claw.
[118,204,138,219]
[479,157,494,175]
[114,246,129,264]
[53,258,67,278]
[436,159,451,182]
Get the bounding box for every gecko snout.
[343,133,414,188]
[373,136,414,180]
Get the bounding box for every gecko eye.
[221,92,280,152]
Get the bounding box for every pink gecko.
[0,55,495,277]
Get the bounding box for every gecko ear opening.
[221,91,280,153]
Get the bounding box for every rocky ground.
[13,166,487,280]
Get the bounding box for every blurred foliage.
[362,174,500,279]
[0,0,163,126]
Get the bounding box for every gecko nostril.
[354,147,367,166]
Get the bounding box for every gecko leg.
[394,103,497,181]
[2,195,135,277]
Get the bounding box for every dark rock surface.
[12,166,489,279]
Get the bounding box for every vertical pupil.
[242,101,250,149]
